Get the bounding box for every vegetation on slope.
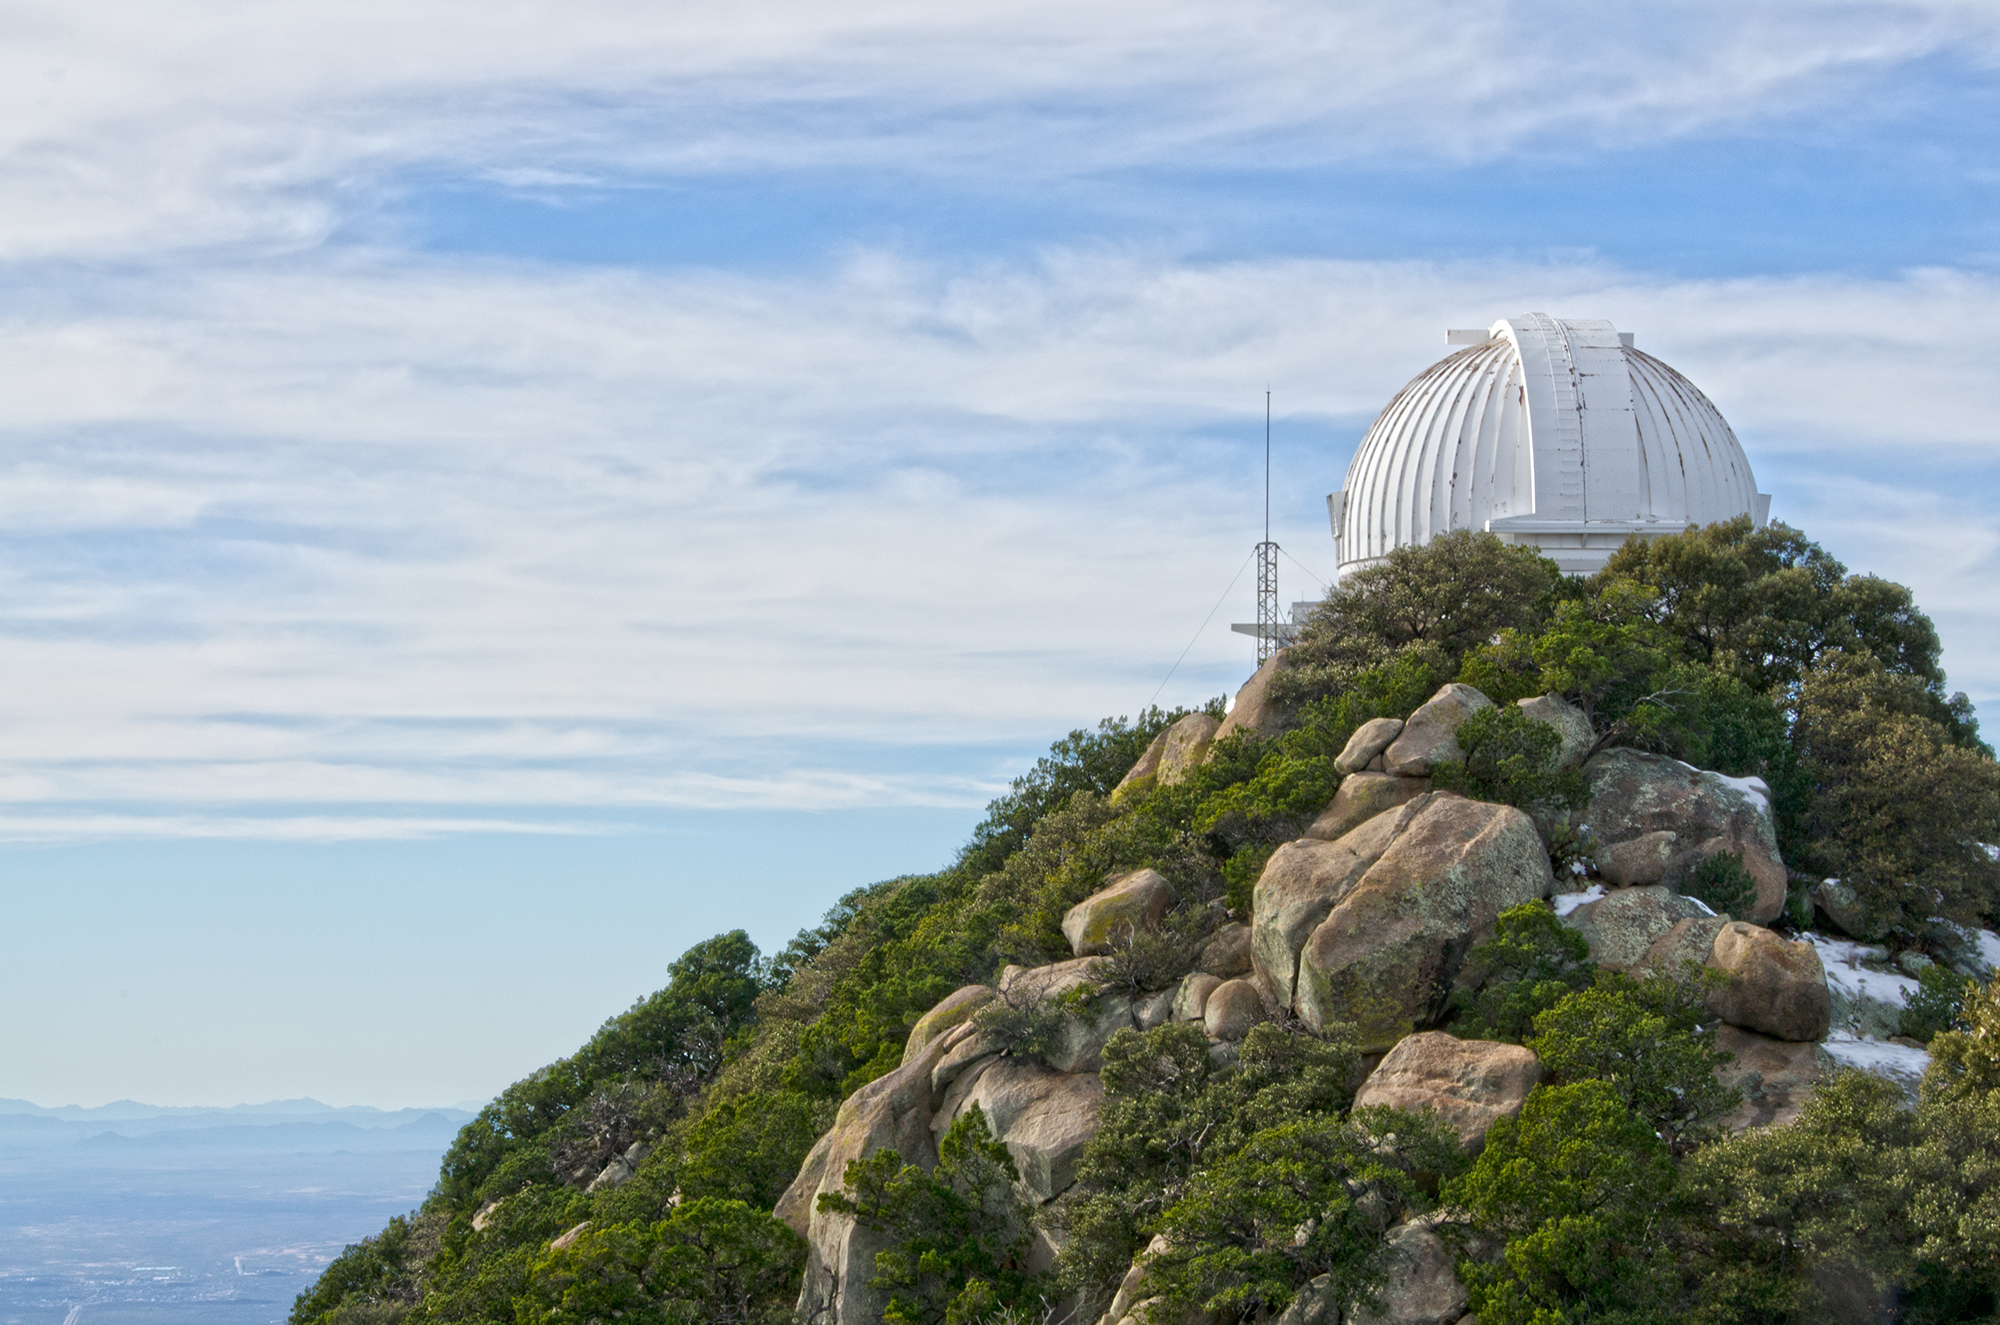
[294,519,2000,1325]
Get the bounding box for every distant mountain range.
[0,1096,478,1152]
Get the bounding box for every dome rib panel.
[1337,318,1763,577]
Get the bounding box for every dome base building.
[1331,315,1769,578]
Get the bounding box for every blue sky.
[3,0,1999,1107]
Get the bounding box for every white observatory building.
[1330,314,1769,577]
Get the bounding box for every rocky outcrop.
[1000,956,1107,1004]
[1297,795,1555,1048]
[1595,830,1681,888]
[1117,713,1224,798]
[1517,692,1596,769]
[902,984,996,1064]
[1705,922,1832,1042]
[1714,1024,1829,1131]
[1045,991,1137,1074]
[1352,1032,1540,1153]
[1174,972,1222,1022]
[1383,683,1495,776]
[1812,877,1888,941]
[1274,1275,1342,1324]
[1195,921,1253,978]
[1559,885,1715,970]
[1063,869,1175,957]
[1632,915,1729,979]
[784,1028,963,1323]
[1305,771,1431,843]
[933,1057,1104,1203]
[1583,749,1786,924]
[1202,978,1266,1041]
[1214,652,1291,743]
[1252,799,1430,1011]
[1348,1215,1470,1325]
[1336,717,1405,774]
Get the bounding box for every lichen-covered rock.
[1631,915,1729,979]
[1045,991,1137,1074]
[1063,869,1176,957]
[1383,683,1495,776]
[1214,652,1291,743]
[1812,877,1890,942]
[1594,830,1679,888]
[1001,956,1108,1004]
[1559,885,1715,970]
[1705,921,1832,1042]
[1336,717,1405,774]
[1196,921,1253,978]
[1297,795,1555,1049]
[1348,1214,1470,1325]
[1253,799,1431,1011]
[1516,692,1596,769]
[784,1031,959,1323]
[903,984,996,1065]
[1351,1031,1540,1153]
[1174,972,1223,1022]
[1118,713,1225,799]
[1306,771,1431,843]
[1134,986,1178,1030]
[1583,749,1786,924]
[934,1057,1104,1203]
[1713,1024,1829,1131]
[1203,978,1266,1042]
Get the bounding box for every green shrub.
[1450,902,1594,1043]
[1527,973,1738,1154]
[1429,704,1586,822]
[1683,851,1757,919]
[519,1199,804,1325]
[1446,1080,1679,1325]
[1147,1109,1465,1320]
[817,1106,1039,1325]
[1899,964,1974,1044]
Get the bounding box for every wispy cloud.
[1,1,1994,258]
[0,248,1995,836]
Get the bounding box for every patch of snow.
[1984,843,1998,863]
[1978,929,2000,974]
[1809,933,1921,1008]
[1709,771,1772,814]
[1552,885,1605,917]
[1824,1032,1931,1093]
[1686,896,1717,917]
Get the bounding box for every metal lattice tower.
[1256,391,1280,663]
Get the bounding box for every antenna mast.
[1256,391,1280,664]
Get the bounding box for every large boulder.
[1174,972,1223,1022]
[1305,771,1432,843]
[902,984,996,1065]
[1252,799,1431,1011]
[1202,978,1266,1042]
[1812,877,1890,942]
[1000,956,1107,1004]
[1348,1215,1470,1325]
[1196,921,1253,978]
[1117,713,1225,799]
[1559,885,1715,971]
[1714,1024,1829,1131]
[1351,1031,1541,1154]
[1383,683,1495,776]
[1582,749,1787,924]
[1517,692,1596,769]
[934,1057,1104,1204]
[1064,869,1175,957]
[1631,915,1729,979]
[1274,1275,1342,1324]
[1594,830,1680,888]
[1336,717,1405,775]
[1297,795,1555,1048]
[1214,652,1291,743]
[1044,991,1136,1074]
[1705,922,1832,1042]
[784,1031,958,1324]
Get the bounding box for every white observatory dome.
[1329,313,1770,577]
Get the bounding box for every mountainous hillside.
[291,519,2000,1325]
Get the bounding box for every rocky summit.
[290,523,2000,1325]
